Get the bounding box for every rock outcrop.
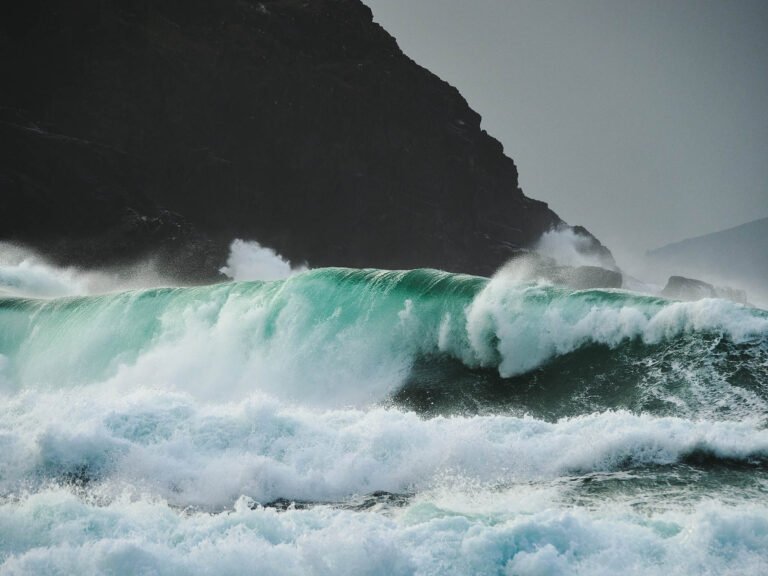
[661,276,748,305]
[648,218,767,304]
[1,0,611,279]
[500,252,623,290]
[562,265,623,290]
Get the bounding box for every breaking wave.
[1,267,765,410]
[2,265,767,574]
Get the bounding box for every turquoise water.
[1,267,767,574]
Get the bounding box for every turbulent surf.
[1,266,767,574]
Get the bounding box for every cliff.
[1,0,611,279]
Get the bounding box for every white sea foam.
[463,273,768,376]
[2,385,768,572]
[0,243,172,298]
[534,226,614,269]
[0,245,86,298]
[1,388,766,507]
[0,239,306,298]
[0,239,306,299]
[1,486,767,575]
[219,239,306,281]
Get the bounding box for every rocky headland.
[1,0,612,280]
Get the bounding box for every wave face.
[1,267,768,574]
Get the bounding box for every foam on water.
[464,270,767,377]
[0,242,174,299]
[534,226,615,269]
[1,487,767,575]
[1,265,767,574]
[219,239,307,282]
[1,388,766,507]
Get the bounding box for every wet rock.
[661,276,748,304]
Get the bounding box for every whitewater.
[1,255,768,574]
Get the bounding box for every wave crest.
[0,267,765,410]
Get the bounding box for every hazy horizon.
[365,0,768,263]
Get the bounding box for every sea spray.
[219,239,307,282]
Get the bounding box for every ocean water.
[1,266,767,575]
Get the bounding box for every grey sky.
[364,0,768,263]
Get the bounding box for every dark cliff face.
[1,0,609,278]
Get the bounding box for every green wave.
[0,267,766,417]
